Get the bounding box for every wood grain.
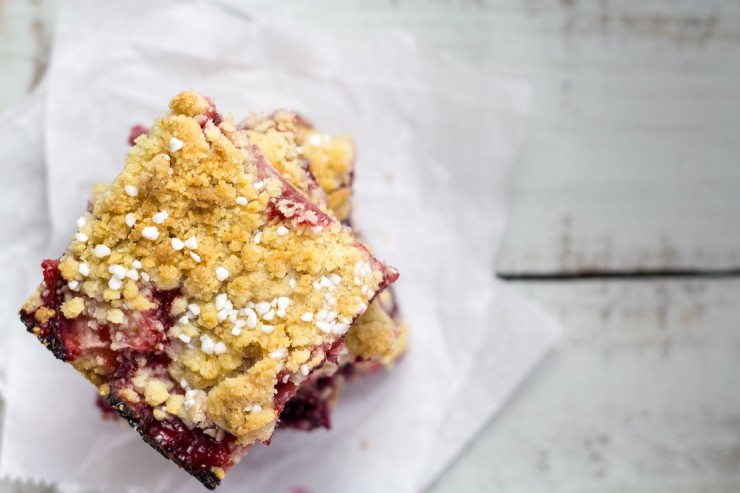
[2,0,740,273]
[432,279,740,493]
[256,0,740,275]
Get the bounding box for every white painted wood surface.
[3,1,740,492]
[433,280,740,493]
[3,280,740,493]
[3,0,740,273]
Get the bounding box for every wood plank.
[4,278,739,491]
[431,279,740,492]
[3,0,740,273]
[223,0,740,274]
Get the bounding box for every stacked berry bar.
[19,92,400,489]
[240,111,409,429]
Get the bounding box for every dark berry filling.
[274,378,298,411]
[96,394,120,420]
[40,258,62,307]
[326,339,344,365]
[23,260,180,365]
[20,259,75,360]
[108,352,238,477]
[150,287,181,332]
[279,386,332,431]
[137,407,236,473]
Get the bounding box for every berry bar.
[240,111,409,430]
[20,91,398,489]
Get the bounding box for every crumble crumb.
[60,297,85,319]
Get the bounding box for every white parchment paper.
[0,1,560,492]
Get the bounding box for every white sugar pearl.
[108,264,126,279]
[244,308,257,329]
[261,325,274,334]
[141,226,159,240]
[332,323,349,335]
[269,349,285,359]
[200,336,215,355]
[94,245,111,258]
[255,302,271,315]
[125,213,136,227]
[169,137,184,152]
[152,211,168,224]
[215,267,230,281]
[215,293,228,310]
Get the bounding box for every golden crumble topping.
[36,91,396,444]
[294,122,354,223]
[243,111,354,222]
[242,110,328,209]
[243,111,406,365]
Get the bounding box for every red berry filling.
[279,377,334,431]
[106,352,239,483]
[137,407,236,473]
[251,150,333,229]
[96,394,120,420]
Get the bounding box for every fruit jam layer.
[21,260,240,488]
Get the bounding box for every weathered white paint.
[432,280,740,493]
[4,279,735,492]
[2,0,740,272]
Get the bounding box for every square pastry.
[20,91,398,489]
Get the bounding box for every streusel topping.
[295,124,354,222]
[49,91,395,443]
[243,110,407,364]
